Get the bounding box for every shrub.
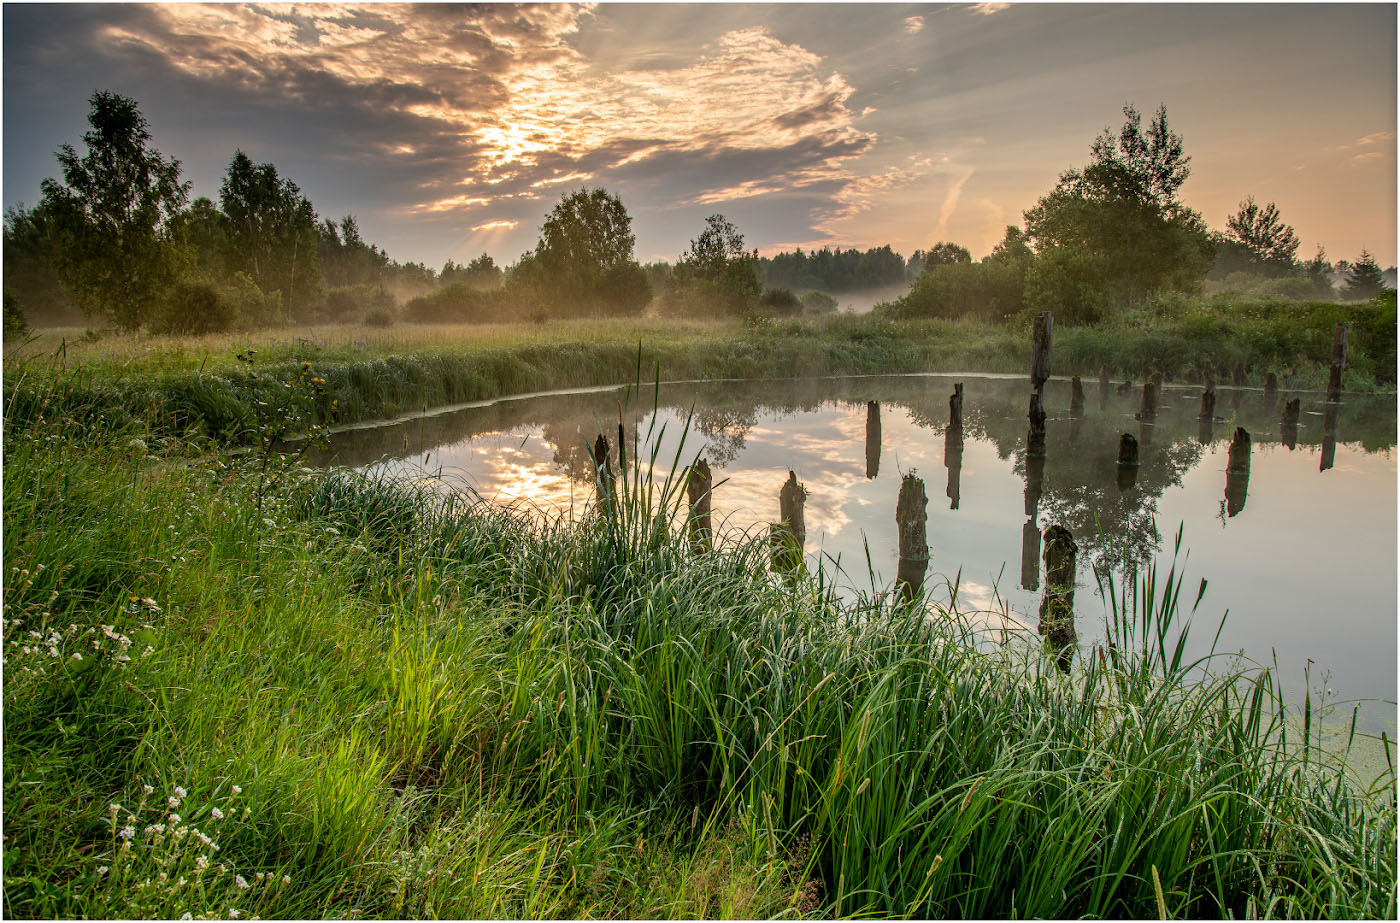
[758,287,802,317]
[800,290,839,315]
[4,292,31,339]
[890,260,1025,321]
[1022,248,1110,324]
[364,307,395,328]
[404,283,509,324]
[152,279,237,335]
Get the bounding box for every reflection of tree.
[691,408,756,468]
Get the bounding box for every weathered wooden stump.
[1320,402,1341,472]
[1227,427,1251,474]
[1032,312,1053,393]
[944,426,963,510]
[1139,381,1157,419]
[1263,371,1279,407]
[1198,383,1216,420]
[770,470,807,574]
[686,458,713,552]
[1224,427,1251,517]
[1070,376,1085,416]
[1038,524,1078,674]
[1020,518,1041,592]
[1281,397,1301,427]
[594,433,615,511]
[865,401,881,480]
[1327,323,1348,403]
[895,473,929,601]
[949,383,964,429]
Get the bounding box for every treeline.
[883,105,1391,325]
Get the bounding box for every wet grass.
[4,392,1395,918]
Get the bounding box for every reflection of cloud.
[903,15,925,33]
[970,3,1011,15]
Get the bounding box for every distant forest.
[3,91,1394,337]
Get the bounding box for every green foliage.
[531,188,651,316]
[1344,249,1386,301]
[4,292,32,339]
[440,253,503,290]
[1224,196,1300,272]
[908,241,972,280]
[318,215,388,289]
[1023,104,1214,306]
[403,282,513,324]
[888,256,1026,321]
[3,202,80,325]
[38,91,190,330]
[363,306,395,328]
[1022,247,1110,324]
[800,290,838,315]
[320,284,395,323]
[758,287,802,317]
[151,279,237,336]
[758,244,907,292]
[668,214,762,316]
[219,151,323,319]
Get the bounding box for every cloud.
[1356,130,1396,146]
[1352,151,1385,165]
[108,6,875,230]
[470,219,519,232]
[903,16,925,34]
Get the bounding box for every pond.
[307,373,1397,732]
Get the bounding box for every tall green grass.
[4,394,1395,917]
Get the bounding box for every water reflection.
[306,374,1398,725]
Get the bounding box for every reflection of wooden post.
[1280,397,1300,451]
[1098,364,1110,409]
[1321,402,1340,472]
[1020,519,1041,591]
[1197,415,1214,446]
[1263,372,1278,408]
[771,471,807,574]
[686,458,713,552]
[1327,324,1348,402]
[1232,360,1246,388]
[949,383,964,429]
[1038,525,1078,674]
[1069,414,1082,444]
[594,433,615,511]
[1116,433,1139,490]
[944,426,963,510]
[895,474,929,601]
[1027,391,1047,458]
[1139,381,1157,418]
[1024,453,1044,517]
[865,401,881,480]
[1198,383,1216,419]
[1032,312,1053,392]
[1224,428,1251,518]
[1070,376,1084,416]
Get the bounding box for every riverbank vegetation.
[4,399,1396,918]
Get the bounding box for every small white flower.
[119,825,136,840]
[231,785,242,795]
[235,874,250,890]
[211,807,224,820]
[196,856,210,870]
[108,803,121,818]
[143,784,154,796]
[181,914,192,920]
[168,796,181,809]
[174,786,187,799]
[97,866,109,875]
[168,813,181,824]
[71,652,82,661]
[282,874,291,885]
[142,646,154,657]
[229,909,241,919]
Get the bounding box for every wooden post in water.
[1098,364,1110,410]
[1139,381,1158,419]
[1198,383,1216,420]
[1116,433,1139,490]
[1025,453,1045,517]
[1320,402,1340,472]
[1038,525,1078,674]
[949,383,964,429]
[1224,427,1250,517]
[1280,397,1300,451]
[686,458,713,552]
[1232,360,1247,388]
[1263,371,1279,408]
[593,433,615,512]
[1031,312,1053,394]
[895,473,929,601]
[1070,376,1085,416]
[865,401,881,480]
[944,426,963,510]
[771,471,807,574]
[1020,519,1041,591]
[1327,323,1348,403]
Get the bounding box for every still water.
[308,374,1397,730]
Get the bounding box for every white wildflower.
[231,785,242,795]
[97,866,108,875]
[168,813,181,824]
[235,875,250,890]
[143,784,154,796]
[282,874,291,885]
[210,807,224,821]
[229,909,241,919]
[119,825,135,841]
[196,856,209,870]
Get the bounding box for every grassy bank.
[5,294,1393,444]
[4,405,1395,919]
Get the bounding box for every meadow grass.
[4,395,1395,919]
[4,297,1392,446]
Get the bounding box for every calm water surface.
[308,374,1398,731]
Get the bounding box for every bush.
[1022,248,1110,324]
[889,260,1025,321]
[221,272,284,328]
[4,292,31,339]
[758,287,802,317]
[364,307,395,328]
[152,279,237,335]
[800,290,839,315]
[404,283,510,324]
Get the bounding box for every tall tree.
[38,91,189,329]
[1344,249,1385,301]
[1225,197,1300,272]
[531,187,650,315]
[220,151,322,319]
[673,214,761,312]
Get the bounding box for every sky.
[4,3,1396,270]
